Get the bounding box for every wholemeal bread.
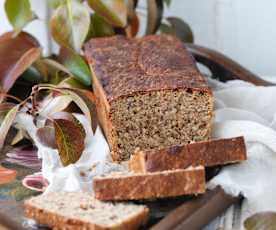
[129,136,247,173]
[24,192,149,230]
[84,35,213,161]
[93,167,205,201]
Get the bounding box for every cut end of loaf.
[111,88,213,161]
[24,192,149,230]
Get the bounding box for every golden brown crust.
[129,137,247,173]
[84,35,211,103]
[24,201,149,230]
[93,168,205,201]
[84,35,213,161]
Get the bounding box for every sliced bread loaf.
[24,192,149,230]
[129,136,247,173]
[93,167,205,201]
[84,35,213,161]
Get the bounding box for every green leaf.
[87,13,115,39]
[244,212,276,230]
[160,17,194,43]
[87,0,127,28]
[59,77,89,89]
[146,0,164,35]
[0,105,19,150]
[0,32,41,94]
[47,0,67,9]
[59,48,91,86]
[54,116,85,166]
[4,0,36,33]
[50,0,90,51]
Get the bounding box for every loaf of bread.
[129,136,247,173]
[24,192,149,230]
[84,35,213,161]
[93,167,205,201]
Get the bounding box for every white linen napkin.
[205,76,276,229]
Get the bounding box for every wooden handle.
[151,187,240,230]
[186,43,273,86]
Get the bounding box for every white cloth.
[205,76,276,229]
[16,113,125,194]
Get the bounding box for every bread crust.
[84,35,213,161]
[93,168,205,201]
[24,201,149,230]
[85,35,211,103]
[129,137,247,173]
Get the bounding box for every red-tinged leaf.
[36,126,57,149]
[87,0,127,28]
[146,0,164,35]
[38,85,98,133]
[0,32,41,93]
[0,105,19,150]
[54,117,85,166]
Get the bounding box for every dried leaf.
[4,0,36,33]
[160,17,194,43]
[36,126,57,149]
[146,0,163,35]
[0,105,19,150]
[54,117,85,166]
[86,13,115,39]
[58,48,91,86]
[87,0,127,27]
[244,212,276,230]
[50,0,90,51]
[0,32,41,93]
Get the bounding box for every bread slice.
[129,136,246,173]
[93,167,205,201]
[84,35,213,161]
[24,192,149,230]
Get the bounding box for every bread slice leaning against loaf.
[24,192,149,230]
[93,167,205,201]
[129,136,247,173]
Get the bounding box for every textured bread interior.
[25,192,148,228]
[111,88,213,161]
